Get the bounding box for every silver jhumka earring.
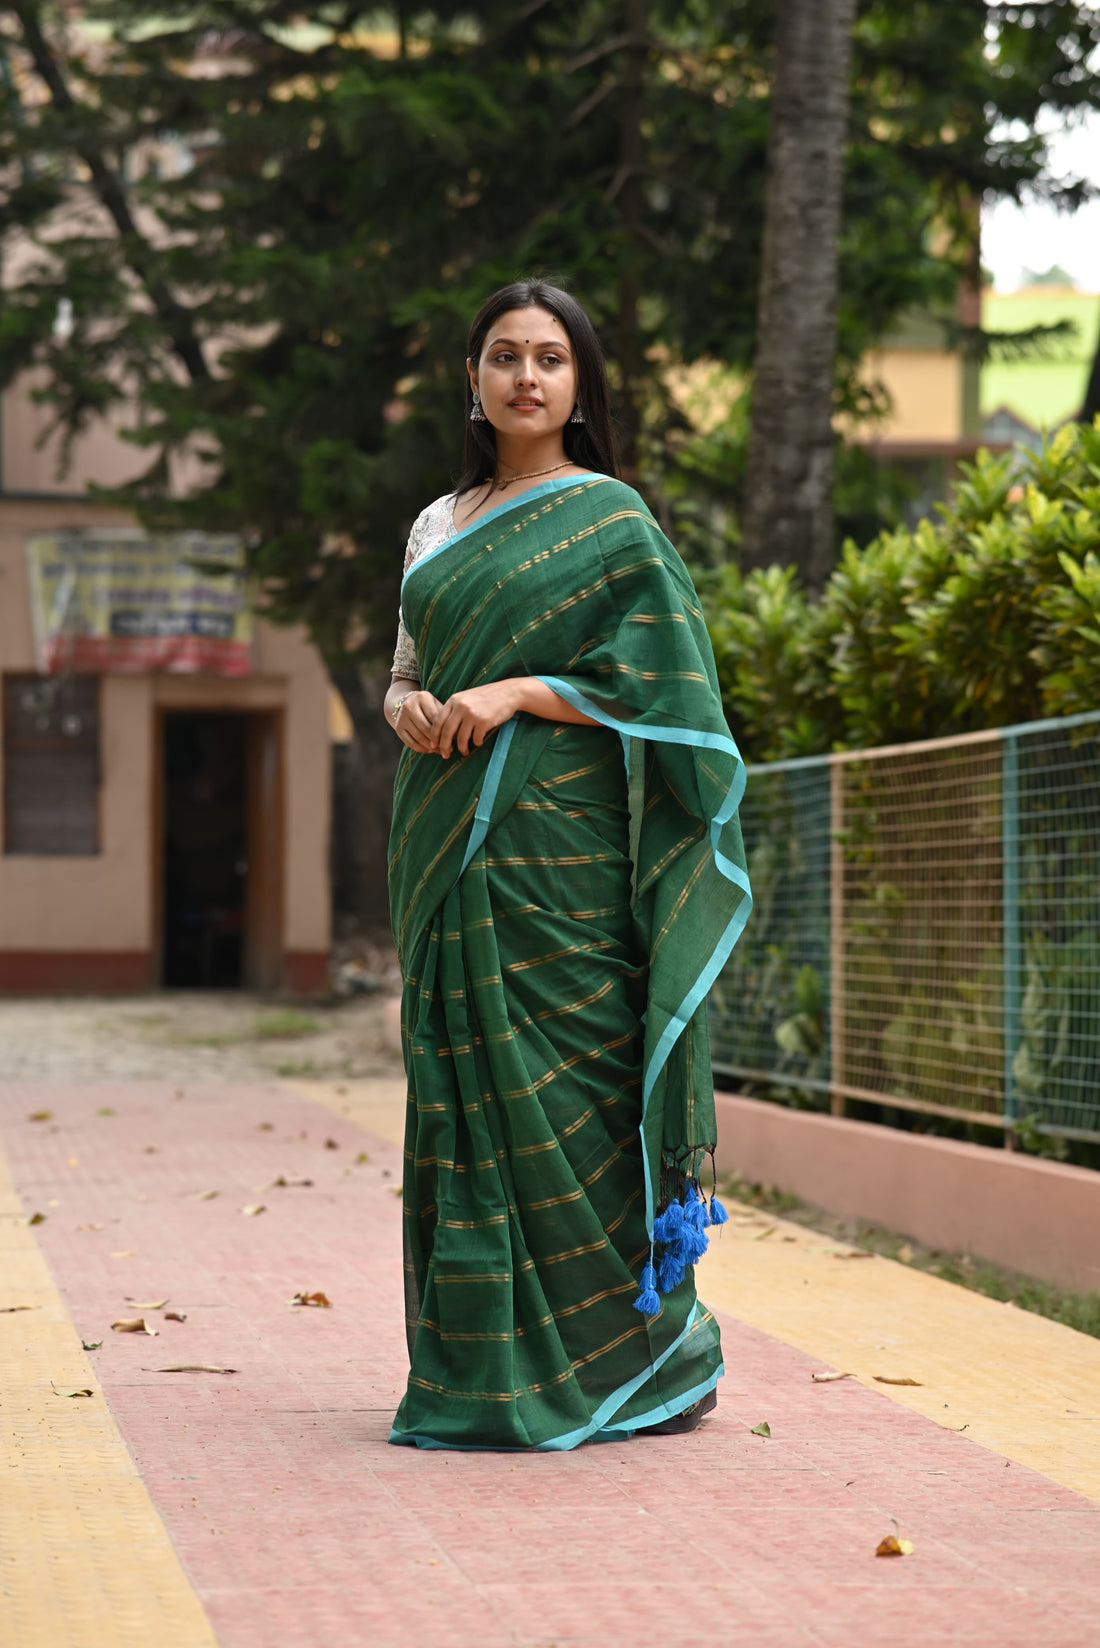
[570,402,585,424]
[470,391,487,422]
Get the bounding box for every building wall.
[981,286,1100,433]
[0,499,331,989]
[859,347,964,442]
[1,376,151,498]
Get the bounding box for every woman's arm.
[384,677,443,754]
[428,678,597,759]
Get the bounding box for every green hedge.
[707,420,1100,762]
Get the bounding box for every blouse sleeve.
[391,520,423,683]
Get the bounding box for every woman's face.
[469,305,579,439]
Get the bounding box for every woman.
[385,279,751,1450]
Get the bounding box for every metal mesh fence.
[710,710,1100,1142]
[1011,720,1100,1137]
[708,760,832,1095]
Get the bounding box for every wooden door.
[243,710,284,989]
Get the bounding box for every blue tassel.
[709,1194,729,1226]
[657,1251,686,1293]
[684,1183,710,1231]
[654,1199,685,1246]
[633,1262,660,1315]
[677,1222,708,1264]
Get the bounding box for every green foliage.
[707,563,845,759]
[3,2,1100,677]
[709,762,832,1105]
[1013,934,1100,1135]
[712,421,1100,761]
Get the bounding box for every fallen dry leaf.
[271,1175,313,1188]
[52,1384,94,1398]
[875,1535,914,1557]
[874,1375,923,1387]
[164,1310,187,1323]
[750,1420,771,1438]
[77,1223,103,1232]
[390,1185,403,1197]
[28,1110,53,1122]
[126,1298,168,1311]
[82,1340,102,1351]
[157,1364,236,1375]
[256,1122,274,1131]
[289,1291,332,1308]
[97,1107,116,1117]
[240,1204,266,1217]
[111,1316,158,1336]
[0,1304,37,1314]
[354,1151,370,1165]
[193,1189,219,1201]
[811,1370,854,1383]
[110,1249,138,1258]
[143,1145,159,1154]
[26,1212,46,1226]
[834,1249,874,1260]
[324,1138,340,1150]
[752,1225,776,1241]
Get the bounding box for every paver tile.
[3,1078,1099,1648]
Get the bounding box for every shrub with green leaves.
[709,420,1100,761]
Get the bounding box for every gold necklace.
[493,459,572,492]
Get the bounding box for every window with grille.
[3,675,100,855]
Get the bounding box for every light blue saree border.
[402,473,614,595]
[536,1301,699,1450]
[456,714,517,880]
[534,675,753,1237]
[596,1361,724,1440]
[389,1301,705,1452]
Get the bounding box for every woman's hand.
[428,680,524,758]
[394,689,444,753]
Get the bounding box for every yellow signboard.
[25,530,252,676]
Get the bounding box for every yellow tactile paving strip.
[296,1076,1100,1504]
[0,1147,217,1648]
[699,1206,1100,1503]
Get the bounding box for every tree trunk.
[1080,303,1100,423]
[327,663,401,932]
[740,0,857,591]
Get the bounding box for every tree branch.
[11,1,211,384]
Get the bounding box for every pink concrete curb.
[715,1091,1100,1292]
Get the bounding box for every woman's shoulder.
[405,492,458,567]
[584,475,657,522]
[412,492,458,533]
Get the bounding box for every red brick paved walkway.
[3,1079,1098,1648]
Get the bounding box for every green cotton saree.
[388,474,751,1451]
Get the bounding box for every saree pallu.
[388,475,751,1450]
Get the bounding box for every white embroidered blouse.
[390,493,458,683]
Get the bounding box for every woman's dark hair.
[455,279,618,496]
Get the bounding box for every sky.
[983,111,1100,291]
